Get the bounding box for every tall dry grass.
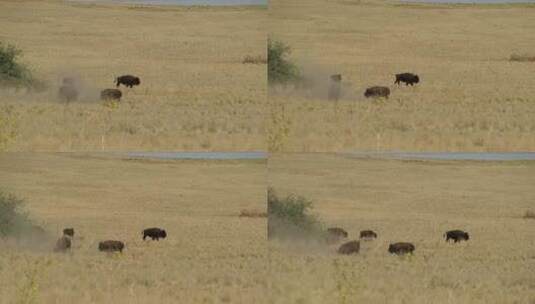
[268,0,535,152]
[0,1,266,151]
[268,153,535,304]
[0,153,267,303]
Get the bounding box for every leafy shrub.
[0,42,40,88]
[267,187,325,241]
[0,191,39,237]
[268,38,302,85]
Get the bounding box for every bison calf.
[364,86,390,99]
[101,89,122,101]
[98,240,124,253]
[360,230,377,240]
[328,74,342,102]
[63,228,74,238]
[116,75,140,88]
[143,227,167,241]
[54,236,71,253]
[388,242,415,255]
[338,240,360,255]
[444,230,469,243]
[395,73,420,86]
[58,85,78,103]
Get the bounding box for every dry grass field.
[0,153,267,303]
[268,0,535,152]
[268,153,535,304]
[0,0,266,151]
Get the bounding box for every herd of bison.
[52,224,469,255]
[53,227,167,253]
[57,74,141,103]
[328,72,420,101]
[57,71,415,103]
[326,227,469,255]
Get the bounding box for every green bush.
[267,187,325,241]
[0,42,38,88]
[0,191,37,237]
[268,38,302,85]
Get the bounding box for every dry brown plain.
[0,0,266,151]
[0,153,267,303]
[268,153,535,304]
[268,0,535,152]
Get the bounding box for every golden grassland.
[0,0,266,151]
[268,0,535,152]
[0,153,267,303]
[268,153,535,304]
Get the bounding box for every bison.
[63,228,74,238]
[326,227,349,244]
[388,242,415,255]
[58,85,78,103]
[116,75,140,88]
[54,236,71,253]
[328,74,342,102]
[360,230,377,240]
[143,227,167,241]
[444,230,469,243]
[338,240,360,255]
[100,89,122,101]
[98,240,124,253]
[364,86,390,99]
[395,73,420,86]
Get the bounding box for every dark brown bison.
[444,230,469,243]
[100,89,122,101]
[338,240,360,255]
[63,228,74,238]
[360,230,377,239]
[388,242,415,255]
[58,85,78,103]
[116,75,140,88]
[143,227,167,241]
[98,240,124,253]
[395,73,420,86]
[364,86,390,99]
[328,74,342,102]
[54,236,71,253]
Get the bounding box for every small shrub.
[268,38,302,85]
[239,209,267,218]
[509,54,535,62]
[242,55,267,64]
[267,187,325,241]
[0,191,38,237]
[0,42,33,86]
[524,210,535,219]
